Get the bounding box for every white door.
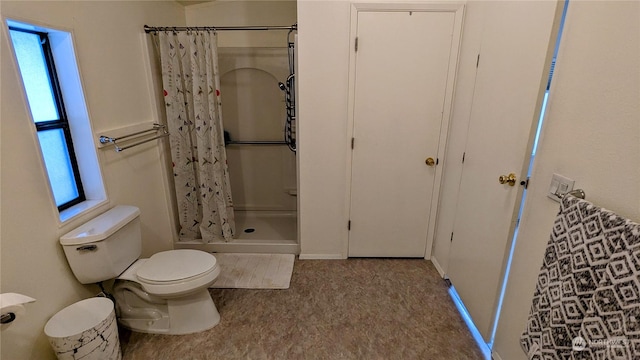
[446,1,560,341]
[348,10,459,257]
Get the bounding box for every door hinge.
[520,176,530,189]
[476,53,481,68]
[351,137,355,149]
[450,232,454,242]
[348,220,351,230]
[355,37,359,52]
[462,152,466,163]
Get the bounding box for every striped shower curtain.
[156,30,235,243]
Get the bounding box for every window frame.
[9,26,86,211]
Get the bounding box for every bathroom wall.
[492,1,639,359]
[297,0,352,258]
[0,1,184,358]
[186,1,298,213]
[185,0,297,47]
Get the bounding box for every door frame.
[343,2,466,258]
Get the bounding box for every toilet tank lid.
[60,206,140,245]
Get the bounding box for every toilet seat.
[117,250,219,298]
[137,249,217,284]
[137,266,217,286]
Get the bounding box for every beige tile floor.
[121,258,485,360]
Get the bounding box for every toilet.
[59,205,220,335]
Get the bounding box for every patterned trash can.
[44,297,121,360]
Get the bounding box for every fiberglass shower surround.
[145,24,297,153]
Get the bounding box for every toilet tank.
[60,206,142,284]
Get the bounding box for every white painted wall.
[0,1,185,358]
[492,1,640,359]
[297,0,352,258]
[185,0,297,47]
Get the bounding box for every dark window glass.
[9,27,85,210]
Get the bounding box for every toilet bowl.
[113,250,221,334]
[59,206,221,335]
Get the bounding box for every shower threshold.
[175,210,299,254]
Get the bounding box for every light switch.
[548,173,575,202]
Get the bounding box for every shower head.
[278,82,286,91]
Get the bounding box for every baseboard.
[430,256,447,278]
[298,253,345,260]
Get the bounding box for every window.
[9,27,85,211]
[7,19,107,222]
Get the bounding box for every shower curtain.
[156,30,235,243]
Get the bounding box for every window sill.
[59,199,108,225]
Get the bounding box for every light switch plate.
[548,173,575,202]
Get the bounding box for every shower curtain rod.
[144,24,296,33]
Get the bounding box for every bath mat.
[210,253,295,289]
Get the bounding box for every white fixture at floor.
[59,205,220,335]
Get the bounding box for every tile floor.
[120,258,485,359]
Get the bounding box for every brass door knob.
[425,157,435,167]
[498,173,517,186]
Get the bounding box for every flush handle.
[0,313,16,324]
[76,244,98,252]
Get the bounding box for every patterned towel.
[521,195,640,359]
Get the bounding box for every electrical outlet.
[548,173,575,202]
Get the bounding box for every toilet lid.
[136,250,217,283]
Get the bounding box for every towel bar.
[99,124,168,152]
[563,189,586,199]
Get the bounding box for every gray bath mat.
[210,253,295,289]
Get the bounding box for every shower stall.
[146,0,299,253]
[156,23,299,255]
[217,38,298,254]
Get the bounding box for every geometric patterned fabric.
[156,31,236,243]
[521,195,640,359]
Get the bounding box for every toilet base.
[116,287,220,335]
[166,289,220,335]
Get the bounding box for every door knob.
[498,173,517,186]
[425,157,435,167]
